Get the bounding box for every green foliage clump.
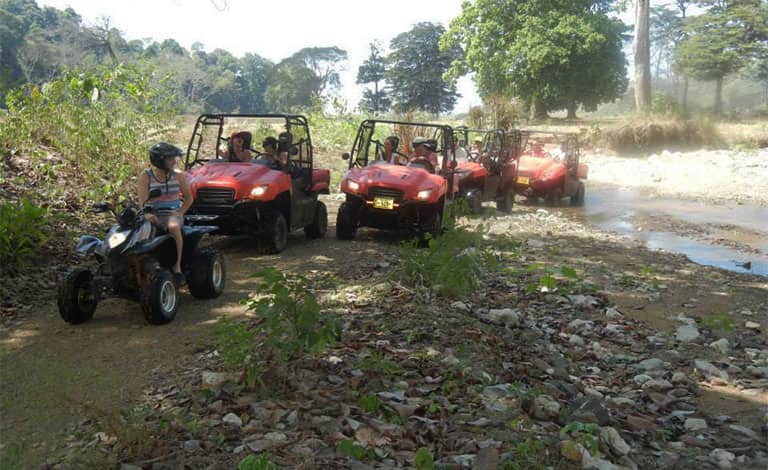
[238,454,279,470]
[0,197,50,270]
[337,439,377,461]
[0,65,176,202]
[413,447,436,470]
[213,318,255,368]
[245,268,339,362]
[560,421,600,459]
[401,224,497,298]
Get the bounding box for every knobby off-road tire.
[304,201,328,239]
[496,189,514,213]
[141,269,178,325]
[570,182,585,206]
[336,202,357,240]
[58,268,97,324]
[417,210,442,249]
[187,248,226,299]
[261,212,288,254]
[466,191,483,214]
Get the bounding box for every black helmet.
[149,142,184,169]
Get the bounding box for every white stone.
[636,358,665,371]
[684,418,708,431]
[222,413,242,428]
[634,374,653,385]
[642,379,674,391]
[709,338,730,354]
[694,360,729,381]
[745,321,761,330]
[569,334,586,347]
[710,449,735,470]
[676,325,700,342]
[488,308,522,328]
[604,307,624,319]
[600,426,631,456]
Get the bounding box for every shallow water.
[562,184,768,277]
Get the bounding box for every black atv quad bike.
[58,196,226,325]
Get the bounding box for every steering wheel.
[408,156,435,173]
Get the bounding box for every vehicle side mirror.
[93,202,111,213]
[342,153,350,160]
[148,188,162,199]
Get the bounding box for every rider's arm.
[137,171,149,206]
[176,171,194,216]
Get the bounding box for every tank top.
[146,169,182,215]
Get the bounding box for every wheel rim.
[160,280,176,313]
[212,260,223,289]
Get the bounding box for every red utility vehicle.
[515,131,587,205]
[453,126,522,214]
[183,114,330,253]
[336,119,458,241]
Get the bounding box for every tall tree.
[388,22,461,115]
[676,0,768,114]
[634,0,652,113]
[286,46,347,98]
[356,42,390,114]
[264,60,320,111]
[443,0,627,119]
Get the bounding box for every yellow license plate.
[373,197,394,210]
[517,176,530,185]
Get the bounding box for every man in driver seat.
[409,136,439,173]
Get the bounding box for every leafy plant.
[355,351,402,377]
[702,313,734,331]
[560,421,600,459]
[358,394,382,414]
[212,318,255,368]
[238,454,279,470]
[414,447,436,470]
[0,198,50,270]
[245,268,339,362]
[337,439,377,461]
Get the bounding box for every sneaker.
[173,272,186,285]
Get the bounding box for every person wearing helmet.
[217,131,253,162]
[138,142,193,284]
[408,136,439,173]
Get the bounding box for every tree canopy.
[443,0,628,118]
[387,22,461,115]
[356,42,390,114]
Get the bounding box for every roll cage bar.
[184,113,314,171]
[347,119,456,170]
[454,126,522,164]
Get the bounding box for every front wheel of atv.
[570,182,585,206]
[418,210,442,248]
[141,269,178,325]
[58,268,97,324]
[336,202,357,240]
[496,189,514,213]
[305,201,328,239]
[466,191,483,214]
[187,249,226,299]
[545,189,560,206]
[262,212,288,254]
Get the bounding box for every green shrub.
[245,268,339,362]
[0,64,176,203]
[400,225,497,298]
[238,454,279,470]
[0,198,50,270]
[213,318,255,368]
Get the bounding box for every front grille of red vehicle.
[195,187,235,207]
[368,187,404,202]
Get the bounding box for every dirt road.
[1,195,767,467]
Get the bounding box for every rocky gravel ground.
[40,206,767,470]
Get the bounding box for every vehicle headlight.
[250,185,268,197]
[107,230,129,248]
[347,180,360,192]
[417,189,432,200]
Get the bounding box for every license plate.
[373,197,394,210]
[517,176,530,185]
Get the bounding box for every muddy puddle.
[558,184,768,276]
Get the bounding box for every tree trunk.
[634,0,652,113]
[714,77,723,115]
[373,80,379,116]
[566,103,578,119]
[682,77,689,111]
[530,97,548,120]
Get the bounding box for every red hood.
[517,155,565,179]
[186,162,286,200]
[343,163,447,201]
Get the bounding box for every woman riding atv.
[218,131,253,162]
[137,142,193,284]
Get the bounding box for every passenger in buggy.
[218,131,253,162]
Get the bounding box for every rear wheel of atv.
[336,202,357,240]
[262,212,288,254]
[305,201,328,239]
[466,191,483,214]
[545,189,560,206]
[496,189,514,213]
[187,249,226,299]
[58,268,97,324]
[141,269,178,325]
[570,182,585,206]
